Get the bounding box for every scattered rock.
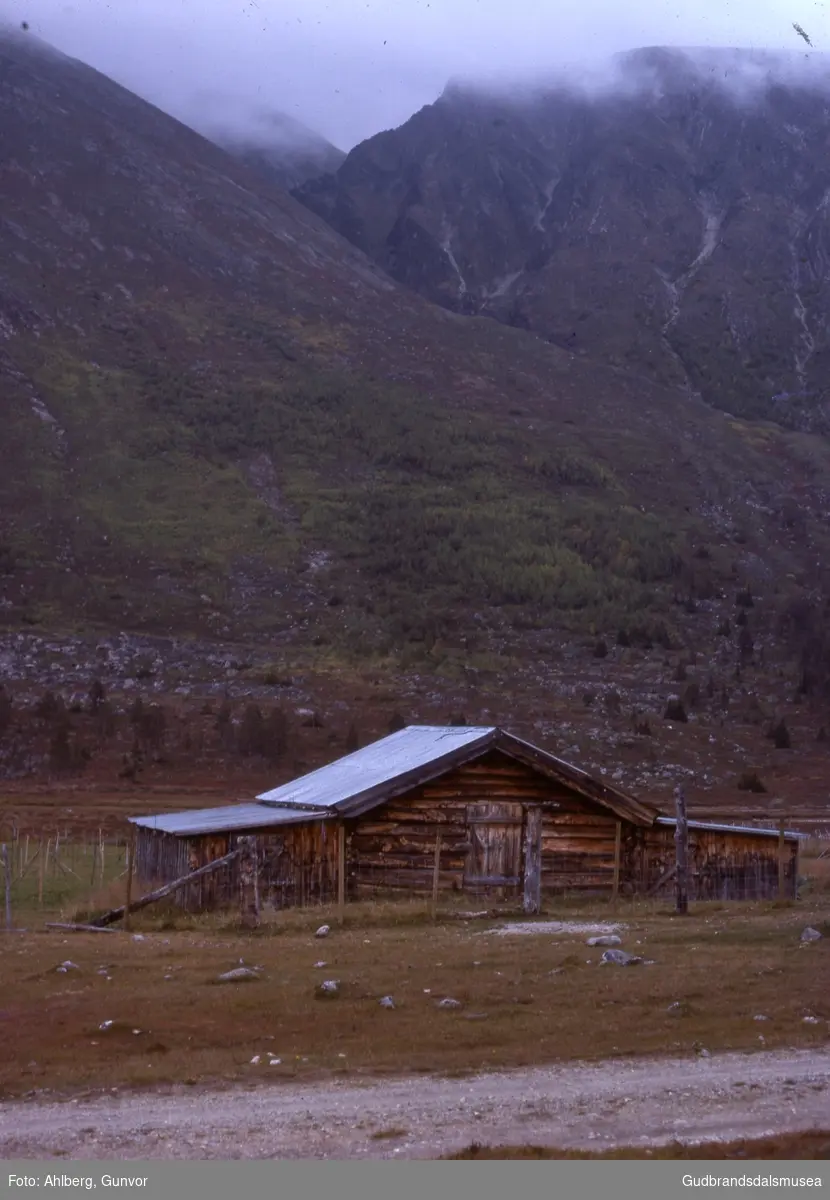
[315,925,330,938]
[316,979,340,997]
[667,1001,692,1016]
[587,935,622,947]
[754,1014,769,1021]
[217,967,261,983]
[132,934,145,943]
[379,995,395,1009]
[803,1016,820,1024]
[98,1020,113,1031]
[801,927,823,943]
[313,961,327,968]
[250,1055,261,1065]
[436,997,462,1009]
[599,949,643,967]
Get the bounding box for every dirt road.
[1,1048,828,1159]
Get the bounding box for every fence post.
[337,822,346,924]
[124,828,136,932]
[612,820,622,914]
[2,844,11,931]
[238,836,260,930]
[674,784,689,915]
[431,829,443,920]
[522,808,542,915]
[778,817,786,900]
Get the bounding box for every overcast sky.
[6,0,828,149]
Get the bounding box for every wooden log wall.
[348,750,627,899]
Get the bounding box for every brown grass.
[448,1131,830,1159]
[1,899,828,1100]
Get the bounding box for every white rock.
[587,935,621,947]
[217,967,260,982]
[315,925,330,939]
[801,927,823,943]
[379,996,395,1009]
[436,997,461,1009]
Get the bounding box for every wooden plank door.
[464,802,524,897]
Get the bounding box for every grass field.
[1,893,828,1101]
[448,1131,830,1158]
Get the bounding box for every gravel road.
[1,1048,828,1159]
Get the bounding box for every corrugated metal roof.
[656,816,802,841]
[128,803,330,837]
[256,725,497,813]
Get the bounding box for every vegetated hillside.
[2,25,830,689]
[296,46,830,433]
[197,106,346,192]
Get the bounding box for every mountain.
[295,47,830,433]
[2,27,830,684]
[193,102,346,192]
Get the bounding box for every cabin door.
[463,802,524,897]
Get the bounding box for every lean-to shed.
[129,725,800,910]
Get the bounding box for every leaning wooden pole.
[87,848,242,927]
[674,784,689,915]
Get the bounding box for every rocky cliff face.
[296,47,830,432]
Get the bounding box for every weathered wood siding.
[134,820,338,912]
[642,824,798,901]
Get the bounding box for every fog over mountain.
[4,0,828,149]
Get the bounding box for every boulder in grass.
[316,979,340,998]
[315,924,330,939]
[599,948,643,967]
[586,935,622,947]
[801,927,822,943]
[217,967,261,983]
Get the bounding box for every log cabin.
[129,725,800,911]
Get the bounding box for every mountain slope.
[296,47,830,432]
[194,103,346,192]
[2,28,830,670]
